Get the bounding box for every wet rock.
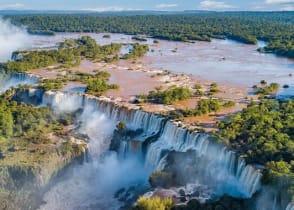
[115,188,126,199]
[179,189,186,197]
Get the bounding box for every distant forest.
[5,12,294,58]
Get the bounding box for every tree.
[116,121,126,131]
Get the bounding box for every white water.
[37,91,263,210]
[39,92,148,210]
[0,73,39,93]
[145,121,261,198]
[286,203,294,210]
[0,18,31,62]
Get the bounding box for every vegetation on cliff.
[0,88,86,209]
[216,99,294,202]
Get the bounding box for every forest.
[1,36,122,73]
[1,36,149,74]
[0,89,72,141]
[216,99,294,202]
[0,88,86,209]
[6,12,294,58]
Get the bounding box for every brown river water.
[29,33,294,97]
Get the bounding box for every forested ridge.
[6,12,294,58]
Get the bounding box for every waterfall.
[39,90,262,199]
[0,72,39,92]
[144,120,261,197]
[42,91,84,112]
[39,92,261,197]
[286,203,294,210]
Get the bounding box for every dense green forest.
[216,99,294,202]
[6,12,294,58]
[139,86,193,104]
[0,88,85,209]
[0,89,71,141]
[0,88,85,167]
[0,36,149,74]
[1,36,122,73]
[72,71,119,96]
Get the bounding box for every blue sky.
[0,0,293,11]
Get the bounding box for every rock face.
[173,196,248,210]
[13,87,44,105]
[0,150,86,210]
[0,73,39,93]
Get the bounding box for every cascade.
[36,91,264,206]
[0,72,39,92]
[286,203,294,210]
[42,91,84,112]
[144,120,261,197]
[39,91,262,201]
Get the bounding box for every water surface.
[28,33,294,97]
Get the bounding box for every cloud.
[0,18,31,62]
[198,0,236,10]
[265,0,294,11]
[0,3,24,10]
[82,6,140,12]
[155,3,178,9]
[280,4,294,10]
[265,0,294,4]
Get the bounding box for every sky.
[0,0,293,11]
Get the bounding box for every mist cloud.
[0,18,31,62]
[39,97,148,210]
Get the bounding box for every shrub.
[133,196,173,210]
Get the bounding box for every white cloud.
[280,4,294,10]
[198,0,236,10]
[265,0,294,11]
[265,0,294,4]
[82,6,140,12]
[155,3,178,9]
[0,3,24,10]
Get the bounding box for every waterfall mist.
[0,73,39,93]
[39,94,149,210]
[144,121,261,199]
[37,92,263,209]
[0,18,31,62]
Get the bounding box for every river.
[28,33,294,98]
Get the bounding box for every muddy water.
[29,33,294,97]
[145,39,293,86]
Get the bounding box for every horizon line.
[0,9,293,13]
